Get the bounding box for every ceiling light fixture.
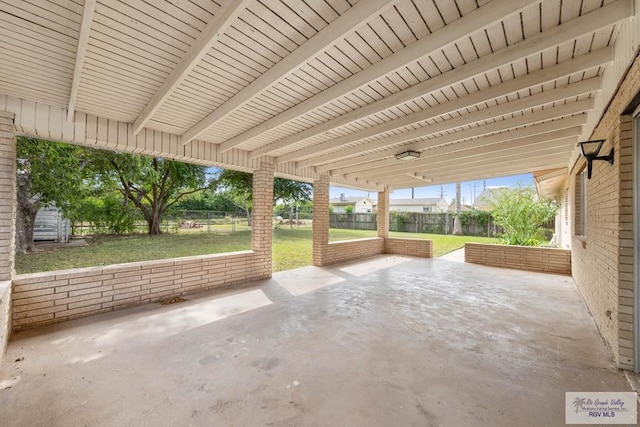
[395,150,421,161]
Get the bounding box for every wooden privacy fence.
[329,213,377,230]
[329,212,508,237]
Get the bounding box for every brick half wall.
[385,238,433,257]
[12,251,269,331]
[323,238,385,265]
[320,237,434,266]
[465,243,571,275]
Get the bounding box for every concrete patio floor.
[0,255,636,426]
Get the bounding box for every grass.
[15,229,499,275]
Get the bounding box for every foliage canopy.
[489,187,557,246]
[216,169,312,204]
[87,150,213,234]
[15,137,86,252]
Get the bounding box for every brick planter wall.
[385,238,433,258]
[11,251,269,331]
[320,237,434,266]
[323,238,385,265]
[465,243,571,275]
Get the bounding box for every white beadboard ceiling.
[0,0,636,190]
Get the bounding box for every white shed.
[34,207,70,242]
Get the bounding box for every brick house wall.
[562,53,640,370]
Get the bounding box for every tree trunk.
[15,174,39,253]
[148,219,162,234]
[147,208,163,235]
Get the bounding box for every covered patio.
[0,256,635,426]
[2,1,640,423]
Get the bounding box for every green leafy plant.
[391,212,409,231]
[489,187,557,246]
[344,205,354,214]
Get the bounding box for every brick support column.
[377,187,389,239]
[251,158,274,275]
[0,111,16,356]
[312,175,330,266]
[0,111,16,281]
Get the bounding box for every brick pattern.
[377,188,389,239]
[251,158,274,275]
[465,243,571,275]
[323,238,385,265]
[0,111,15,357]
[618,115,634,369]
[0,111,16,282]
[11,251,270,331]
[385,238,433,258]
[563,54,640,370]
[312,175,330,266]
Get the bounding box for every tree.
[489,187,557,246]
[344,205,354,214]
[216,170,313,223]
[15,137,85,253]
[88,150,213,234]
[217,169,312,203]
[172,188,238,213]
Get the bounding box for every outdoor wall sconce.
[577,139,614,179]
[395,150,421,161]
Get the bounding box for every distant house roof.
[472,188,504,209]
[389,198,446,206]
[329,196,375,206]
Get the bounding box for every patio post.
[312,174,330,266]
[0,111,16,281]
[377,187,389,239]
[251,157,275,276]
[0,111,16,356]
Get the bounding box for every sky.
[330,173,534,205]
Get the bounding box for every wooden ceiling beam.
[306,96,593,171]
[182,0,395,147]
[67,0,96,122]
[276,49,610,164]
[249,0,631,158]
[132,0,252,135]
[325,116,585,177]
[345,133,578,180]
[226,0,537,156]
[377,151,573,188]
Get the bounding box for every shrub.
[490,187,557,246]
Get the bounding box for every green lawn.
[15,229,498,275]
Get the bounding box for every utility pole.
[440,185,445,198]
[453,182,463,235]
[411,187,414,199]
